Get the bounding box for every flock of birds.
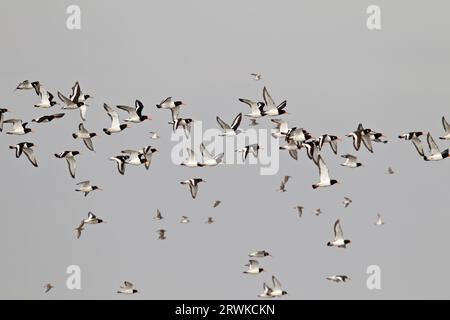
[4,74,449,297]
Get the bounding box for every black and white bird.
[199,143,224,167]
[369,131,388,144]
[326,275,350,283]
[375,213,385,226]
[69,81,92,104]
[117,99,151,123]
[156,97,185,109]
[213,200,222,208]
[153,209,163,220]
[238,98,265,119]
[293,206,304,218]
[424,132,449,161]
[277,176,291,192]
[342,197,352,208]
[250,73,262,81]
[271,119,289,139]
[0,108,10,131]
[157,229,167,240]
[327,219,351,248]
[139,146,158,169]
[109,155,129,175]
[440,116,450,140]
[54,151,80,178]
[244,260,265,274]
[32,113,65,123]
[340,154,362,168]
[205,217,215,224]
[83,212,105,224]
[35,85,58,108]
[15,80,39,92]
[67,81,92,121]
[103,104,130,135]
[180,178,206,199]
[44,283,54,293]
[180,148,201,167]
[312,155,339,189]
[248,250,272,258]
[398,132,425,157]
[73,123,97,152]
[258,276,287,298]
[302,140,320,164]
[180,216,190,224]
[237,143,261,161]
[120,149,148,167]
[75,181,102,197]
[261,87,288,116]
[58,90,83,110]
[117,281,138,294]
[9,142,38,167]
[217,113,242,136]
[3,119,33,135]
[347,123,373,153]
[313,208,323,216]
[318,134,340,154]
[286,127,311,144]
[149,131,160,139]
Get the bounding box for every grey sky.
[0,0,449,299]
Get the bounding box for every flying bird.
[117,281,138,294]
[54,151,80,178]
[74,222,84,239]
[398,132,425,157]
[199,143,224,167]
[109,155,129,175]
[205,217,215,224]
[117,99,151,123]
[375,213,385,226]
[73,123,97,151]
[261,87,288,116]
[249,250,272,258]
[326,275,350,283]
[293,206,304,218]
[9,142,38,167]
[327,219,351,248]
[180,148,201,167]
[75,181,102,197]
[277,176,291,192]
[180,178,206,199]
[83,211,105,224]
[237,144,261,161]
[0,108,10,131]
[424,132,449,161]
[279,140,301,160]
[387,167,395,175]
[244,260,265,274]
[217,113,242,136]
[35,85,58,108]
[15,80,39,92]
[32,113,65,123]
[258,276,287,298]
[149,131,160,139]
[347,123,373,153]
[213,200,222,208]
[342,197,352,208]
[180,216,190,224]
[312,155,339,189]
[340,154,362,168]
[238,98,265,119]
[153,209,163,220]
[3,119,33,135]
[156,97,185,109]
[318,134,340,154]
[440,116,450,140]
[250,73,262,81]
[103,104,130,135]
[313,208,322,216]
[157,229,167,240]
[44,283,54,293]
[271,119,289,139]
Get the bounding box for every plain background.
[0,0,449,299]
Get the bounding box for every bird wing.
[317,155,330,184]
[66,156,76,178]
[443,116,450,134]
[83,138,94,151]
[200,143,213,161]
[77,181,90,187]
[272,276,283,291]
[330,139,338,154]
[88,212,96,219]
[170,106,180,122]
[263,86,276,110]
[135,100,144,116]
[216,116,231,130]
[23,147,38,167]
[104,104,120,129]
[361,132,374,153]
[57,91,72,105]
[69,81,81,102]
[117,105,138,117]
[231,113,242,131]
[427,132,440,154]
[78,123,88,134]
[334,219,344,241]
[189,183,198,199]
[79,105,87,121]
[411,137,425,157]
[4,119,22,130]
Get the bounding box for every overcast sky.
[0,0,449,299]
